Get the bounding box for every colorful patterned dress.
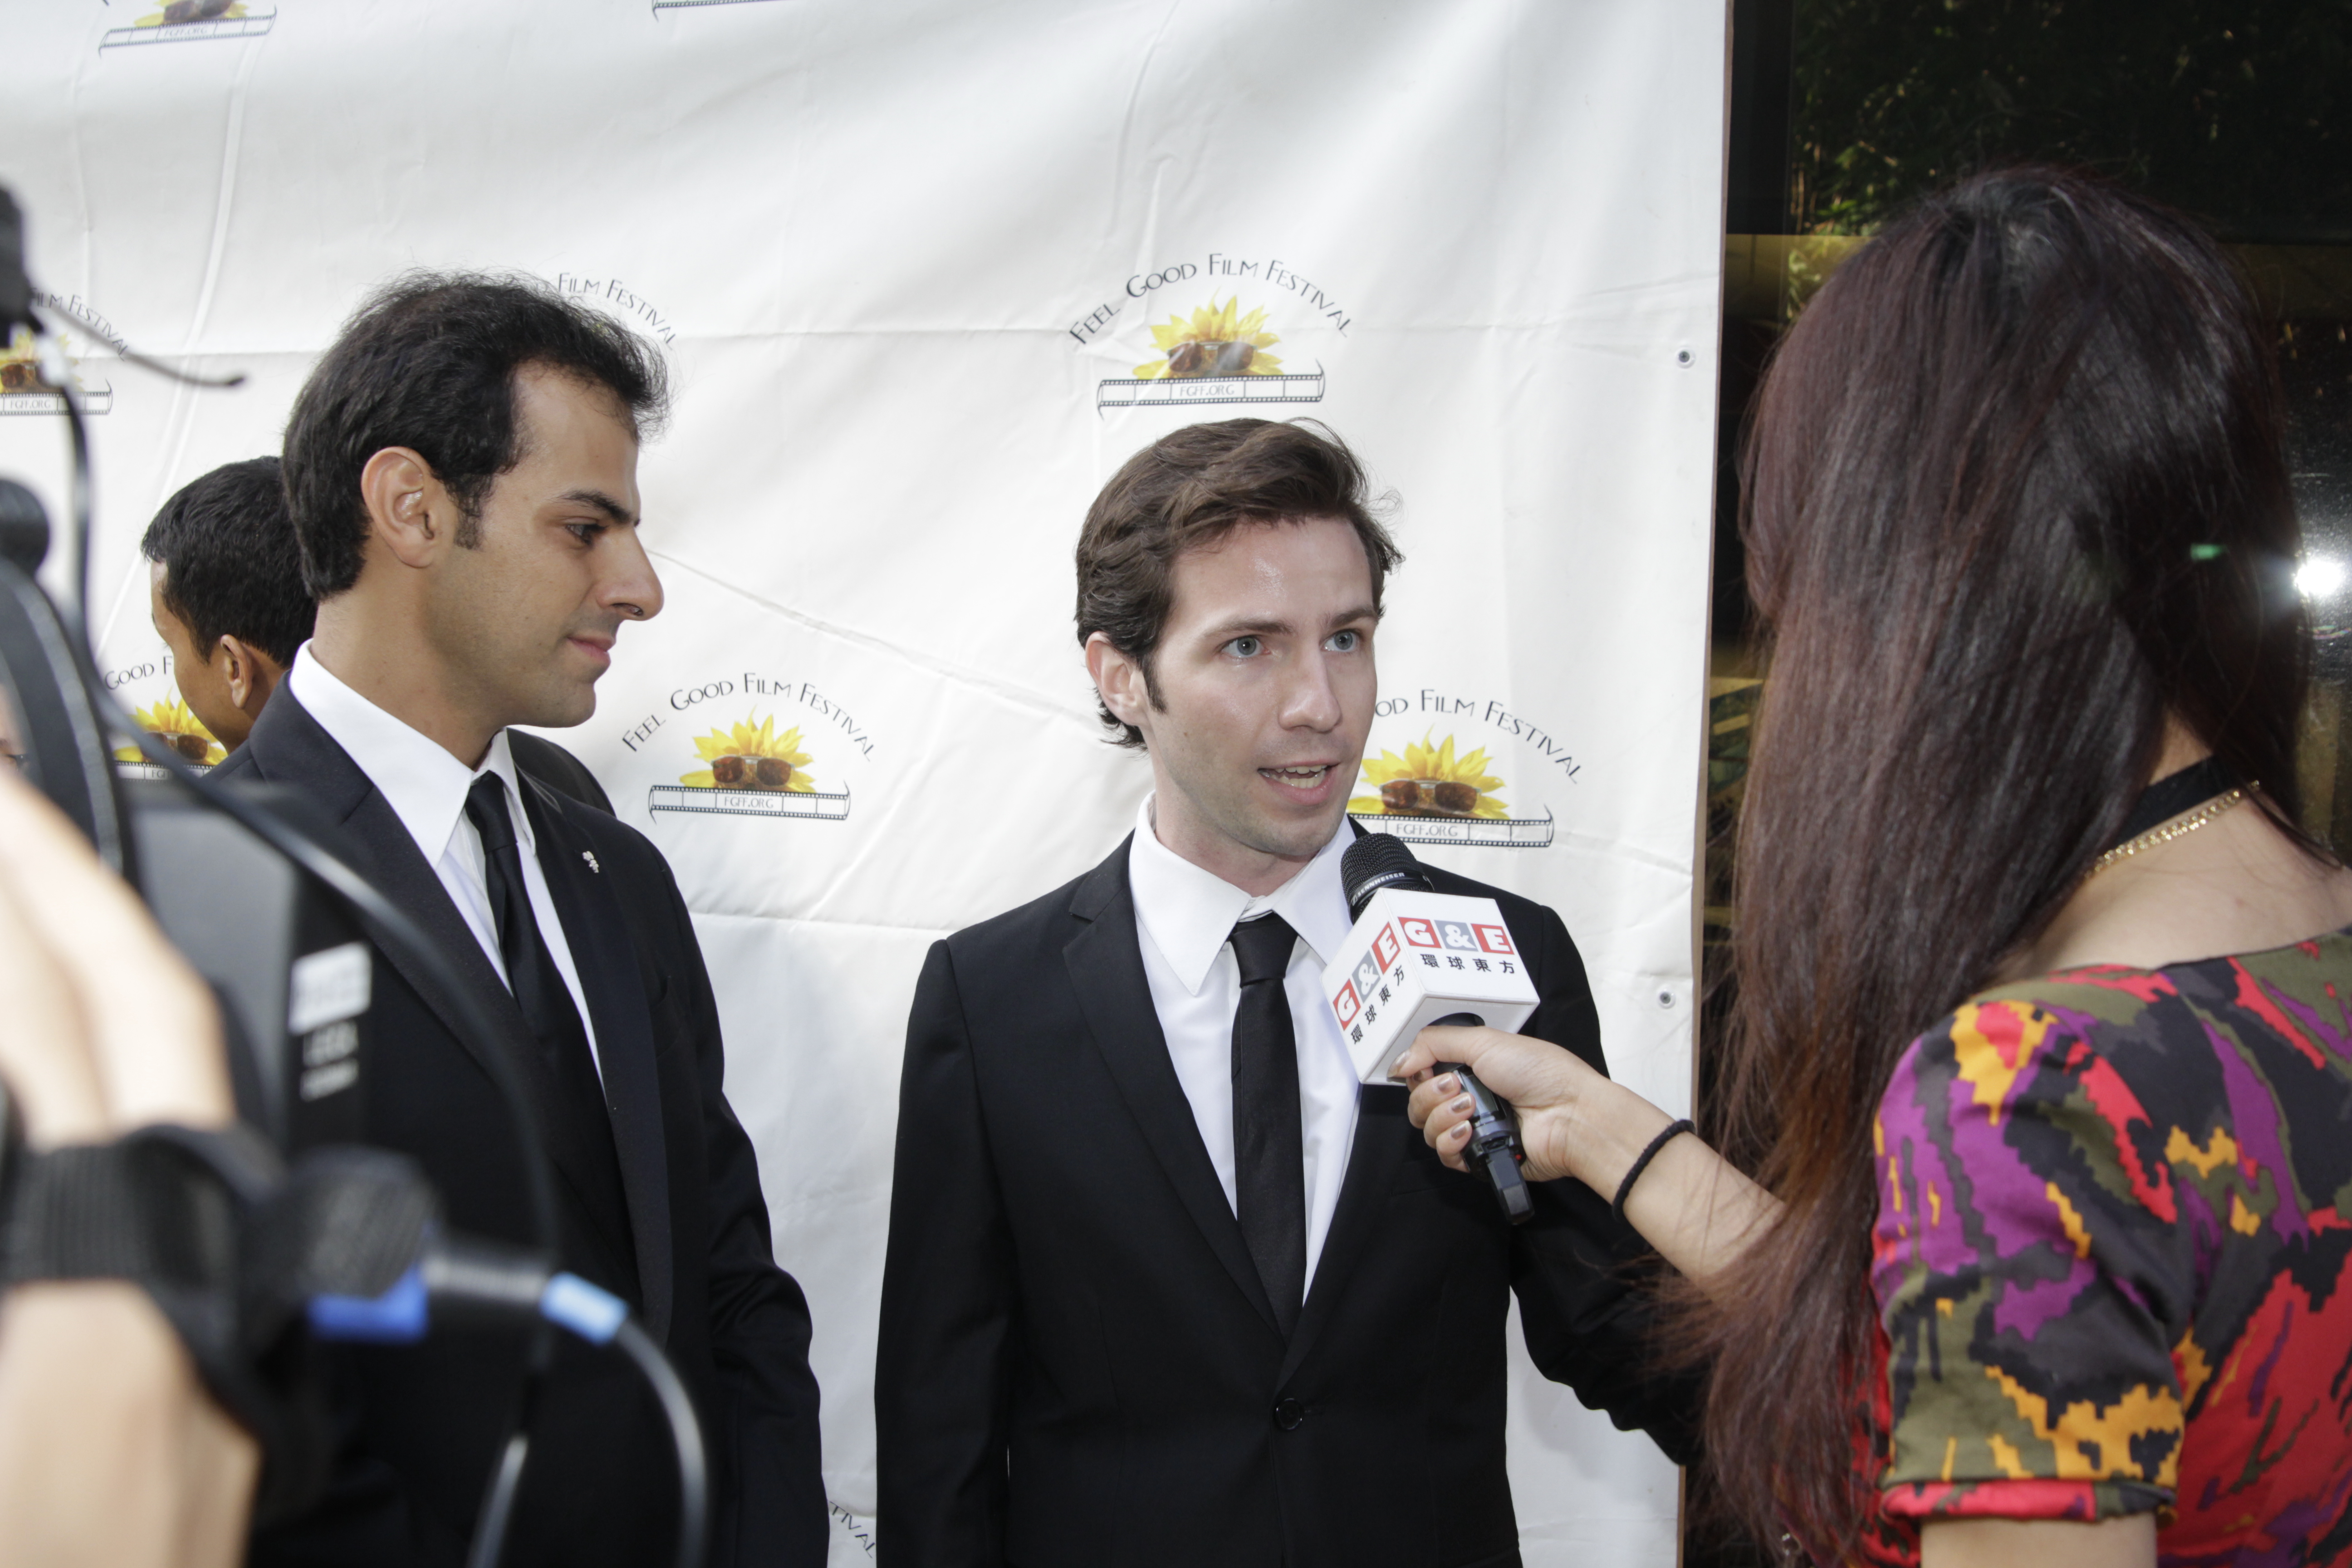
[1866,932,2352,1565]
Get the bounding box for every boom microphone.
[1328,836,1535,1222]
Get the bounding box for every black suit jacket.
[222,690,826,1568]
[876,835,1695,1568]
[510,730,616,815]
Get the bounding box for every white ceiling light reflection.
[2296,557,2347,599]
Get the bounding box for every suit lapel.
[243,692,540,1088]
[1064,839,1280,1338]
[524,778,674,1341]
[1279,1083,1405,1383]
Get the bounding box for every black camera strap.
[0,1116,438,1521]
[1,1124,279,1290]
[0,1122,308,1508]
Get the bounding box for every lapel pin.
[582,850,601,874]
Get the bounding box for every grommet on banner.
[1676,346,1695,367]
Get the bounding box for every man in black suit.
[876,419,1693,1568]
[223,275,826,1566]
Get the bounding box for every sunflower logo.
[1350,731,1508,820]
[113,697,225,766]
[1134,296,1285,381]
[1,325,107,400]
[0,328,46,394]
[680,713,816,793]
[136,0,250,26]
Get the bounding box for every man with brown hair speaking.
[877,419,1694,1568]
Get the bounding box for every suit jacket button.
[1273,1397,1306,1431]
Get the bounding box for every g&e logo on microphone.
[1328,923,1419,1036]
[1397,916,1514,955]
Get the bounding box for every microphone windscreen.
[1341,833,1430,922]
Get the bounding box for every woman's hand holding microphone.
[1392,1024,1778,1297]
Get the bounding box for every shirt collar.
[288,642,531,866]
[1126,794,1355,996]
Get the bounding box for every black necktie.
[1229,912,1306,1337]
[464,775,634,1274]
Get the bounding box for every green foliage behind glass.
[1792,1,2352,240]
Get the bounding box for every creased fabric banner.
[0,2,1727,1560]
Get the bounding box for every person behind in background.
[1396,168,2352,1568]
[225,273,826,1566]
[140,454,616,811]
[877,418,1695,1568]
[142,456,310,753]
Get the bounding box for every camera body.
[0,508,365,1156]
[123,778,368,1151]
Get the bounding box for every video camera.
[0,188,705,1567]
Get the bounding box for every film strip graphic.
[647,784,851,821]
[1096,367,1325,415]
[1349,807,1556,850]
[2,382,112,416]
[100,6,277,48]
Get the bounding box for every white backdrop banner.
[0,2,1727,1561]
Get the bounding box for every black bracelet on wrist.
[1611,1118,1694,1225]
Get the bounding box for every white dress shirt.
[1127,796,1360,1289]
[289,643,603,1079]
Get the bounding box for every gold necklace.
[2088,784,2250,877]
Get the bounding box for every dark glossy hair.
[1075,418,1401,747]
[140,456,314,667]
[282,272,667,598]
[1703,167,2313,1555]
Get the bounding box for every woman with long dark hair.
[1397,168,2352,1567]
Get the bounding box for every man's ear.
[358,447,454,570]
[212,635,282,715]
[1085,632,1152,735]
